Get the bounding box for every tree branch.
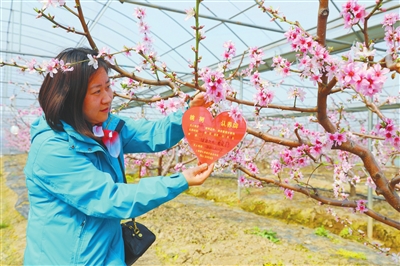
[237,166,400,230]
[380,55,400,73]
[390,175,400,191]
[75,0,98,50]
[246,127,301,148]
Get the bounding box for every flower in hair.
[87,54,98,69]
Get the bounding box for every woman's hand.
[188,92,213,108]
[182,163,214,186]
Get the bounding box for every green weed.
[246,226,280,243]
[336,248,367,260]
[314,226,329,237]
[0,223,9,229]
[339,227,352,238]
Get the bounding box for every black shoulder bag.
[114,120,156,265]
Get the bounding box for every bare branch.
[390,175,400,191]
[237,166,400,230]
[75,0,97,50]
[247,127,301,148]
[161,149,176,176]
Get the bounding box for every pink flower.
[27,59,37,73]
[246,161,259,175]
[134,43,146,54]
[156,99,167,115]
[138,21,150,34]
[341,0,366,29]
[228,105,242,122]
[366,176,376,190]
[288,87,306,102]
[87,54,98,69]
[238,176,247,187]
[59,60,73,72]
[334,132,347,146]
[222,40,236,60]
[134,7,146,20]
[184,8,195,21]
[98,47,115,65]
[381,13,400,29]
[356,199,368,213]
[40,0,65,9]
[44,58,61,78]
[200,69,226,103]
[327,132,347,146]
[310,73,322,85]
[284,188,294,199]
[167,99,178,113]
[174,163,186,172]
[271,159,282,174]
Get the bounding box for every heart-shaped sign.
[182,107,247,164]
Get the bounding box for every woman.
[23,47,213,265]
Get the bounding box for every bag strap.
[114,120,127,184]
[114,120,135,223]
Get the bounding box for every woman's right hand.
[182,163,214,186]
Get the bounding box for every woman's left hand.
[189,92,213,108]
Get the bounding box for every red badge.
[182,107,247,164]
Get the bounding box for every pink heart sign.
[182,107,247,165]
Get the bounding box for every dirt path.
[134,194,396,265]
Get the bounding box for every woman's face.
[83,67,113,126]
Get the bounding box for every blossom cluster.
[355,199,368,213]
[215,146,258,174]
[134,7,153,55]
[220,40,236,71]
[241,46,265,77]
[87,47,116,70]
[381,13,400,59]
[40,0,65,9]
[238,175,262,188]
[3,105,43,153]
[374,118,400,149]
[120,78,142,97]
[125,153,154,177]
[199,68,227,103]
[281,26,338,85]
[338,58,389,97]
[6,57,74,77]
[152,92,188,115]
[340,0,367,29]
[332,150,359,199]
[287,87,306,102]
[250,71,274,107]
[228,105,243,122]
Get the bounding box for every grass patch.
[0,223,9,229]
[336,248,367,260]
[314,226,330,237]
[245,226,280,243]
[339,227,353,239]
[1,154,28,265]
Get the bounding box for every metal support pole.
[237,77,244,201]
[367,102,373,239]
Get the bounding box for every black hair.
[38,47,109,137]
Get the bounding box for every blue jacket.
[24,111,189,265]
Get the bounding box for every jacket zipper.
[73,218,87,264]
[79,219,86,238]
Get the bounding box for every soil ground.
[1,154,399,265]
